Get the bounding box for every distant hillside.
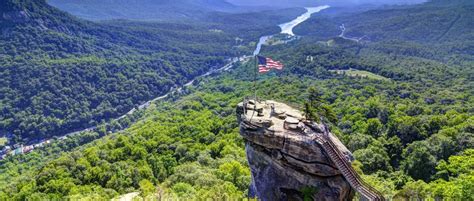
[0,0,234,140]
[228,0,427,7]
[426,0,474,6]
[293,0,474,58]
[47,0,240,21]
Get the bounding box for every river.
[280,5,330,36]
[254,5,330,56]
[2,5,330,159]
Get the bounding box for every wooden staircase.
[313,125,385,201]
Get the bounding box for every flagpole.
[254,55,258,102]
[249,55,258,122]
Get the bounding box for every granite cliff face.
[237,100,355,201]
[0,0,77,34]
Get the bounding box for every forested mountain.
[48,0,240,20]
[294,0,474,60]
[228,0,427,7]
[0,0,302,142]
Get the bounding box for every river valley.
[2,5,330,159]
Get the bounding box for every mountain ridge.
[0,0,244,140]
[47,0,241,21]
[293,0,474,60]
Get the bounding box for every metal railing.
[314,124,385,201]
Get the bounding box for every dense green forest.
[0,0,472,200]
[0,53,472,199]
[295,0,474,62]
[0,0,303,142]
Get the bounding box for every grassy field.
[0,137,7,147]
[330,69,390,81]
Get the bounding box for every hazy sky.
[227,0,428,7]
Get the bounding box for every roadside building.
[2,146,11,153]
[12,147,23,155]
[23,145,34,153]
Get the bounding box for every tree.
[366,118,383,137]
[388,116,426,144]
[435,149,474,178]
[425,115,447,135]
[428,150,474,200]
[395,180,428,200]
[353,140,392,174]
[172,183,196,198]
[380,136,403,168]
[427,134,455,161]
[217,161,250,191]
[347,133,374,151]
[304,87,337,124]
[139,179,155,197]
[401,141,437,181]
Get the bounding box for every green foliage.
[295,1,474,60]
[396,180,429,200]
[0,138,6,148]
[301,186,318,201]
[217,160,250,190]
[330,69,389,81]
[0,92,250,199]
[435,149,474,178]
[139,179,154,197]
[304,86,337,124]
[48,0,236,21]
[396,149,474,200]
[366,118,383,137]
[353,140,392,173]
[0,0,472,200]
[388,116,426,145]
[172,182,196,198]
[401,141,437,181]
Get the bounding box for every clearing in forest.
[330,69,390,81]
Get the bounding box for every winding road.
[339,24,367,42]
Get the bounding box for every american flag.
[257,56,284,73]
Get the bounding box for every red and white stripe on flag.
[257,56,284,73]
[258,65,270,73]
[265,58,283,70]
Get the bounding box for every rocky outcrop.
[2,10,31,23]
[237,100,355,201]
[0,1,70,33]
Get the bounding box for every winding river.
[253,5,330,56]
[280,5,330,36]
[2,5,330,159]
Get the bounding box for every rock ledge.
[237,100,354,201]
